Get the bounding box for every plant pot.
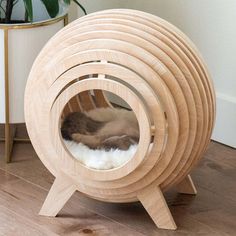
[0,14,68,162]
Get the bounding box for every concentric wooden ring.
[25,9,215,203]
[50,78,152,181]
[53,62,166,182]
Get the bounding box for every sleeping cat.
[61,108,139,150]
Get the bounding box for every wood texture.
[137,185,177,230]
[0,140,235,235]
[177,175,197,195]
[39,175,77,217]
[24,9,216,230]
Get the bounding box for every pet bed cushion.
[64,140,138,170]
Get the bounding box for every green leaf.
[40,0,59,18]
[63,0,71,4]
[23,0,33,22]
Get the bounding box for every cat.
[61,108,139,150]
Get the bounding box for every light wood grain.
[1,141,235,235]
[24,9,215,230]
[0,168,146,236]
[39,174,77,217]
[137,185,177,230]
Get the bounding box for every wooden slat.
[23,9,216,230]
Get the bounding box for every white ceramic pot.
[0,15,67,123]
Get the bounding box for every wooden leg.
[5,124,16,163]
[39,176,77,217]
[177,174,197,195]
[137,185,177,230]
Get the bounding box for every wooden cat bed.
[24,9,215,230]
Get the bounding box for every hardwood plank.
[0,165,223,235]
[170,178,236,235]
[0,170,145,236]
[191,143,236,204]
[0,142,54,190]
[72,190,227,236]
[205,142,236,168]
[0,205,57,236]
[0,140,235,235]
[0,153,224,235]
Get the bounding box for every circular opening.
[60,90,140,170]
[50,77,151,181]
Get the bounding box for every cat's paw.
[102,135,136,150]
[71,133,82,143]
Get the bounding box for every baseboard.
[212,92,236,148]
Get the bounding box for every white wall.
[70,0,236,147]
[68,0,124,20]
[122,0,236,98]
[123,0,236,148]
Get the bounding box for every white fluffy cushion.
[64,140,137,170]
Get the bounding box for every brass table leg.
[4,124,16,163]
[2,14,68,163]
[4,28,11,163]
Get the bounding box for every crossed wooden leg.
[137,175,197,230]
[39,176,77,217]
[137,184,177,230]
[39,174,196,230]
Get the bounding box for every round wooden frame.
[25,9,215,230]
[50,78,152,181]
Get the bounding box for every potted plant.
[0,0,86,23]
[0,0,86,163]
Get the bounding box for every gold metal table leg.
[5,124,16,163]
[2,14,68,163]
[4,28,11,163]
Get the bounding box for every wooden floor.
[0,126,236,235]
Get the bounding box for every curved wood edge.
[137,185,177,230]
[40,177,177,230]
[39,175,77,217]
